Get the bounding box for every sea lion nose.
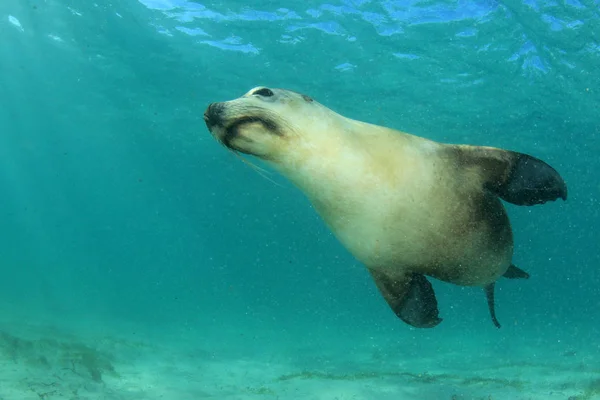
[204,102,225,128]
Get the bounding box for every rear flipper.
[484,283,501,328]
[369,269,442,328]
[484,265,530,328]
[452,145,568,206]
[503,264,530,279]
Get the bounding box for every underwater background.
[0,0,599,399]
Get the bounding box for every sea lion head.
[204,87,322,160]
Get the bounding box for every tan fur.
[207,88,513,287]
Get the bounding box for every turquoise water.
[0,0,599,399]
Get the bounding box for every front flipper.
[452,145,568,206]
[369,269,442,328]
[484,283,501,329]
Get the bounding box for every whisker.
[231,151,283,187]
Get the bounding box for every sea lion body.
[204,87,567,328]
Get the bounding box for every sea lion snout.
[204,102,226,129]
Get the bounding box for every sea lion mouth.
[204,101,282,158]
[219,115,280,150]
[226,116,279,134]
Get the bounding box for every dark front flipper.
[451,145,567,206]
[369,269,442,328]
[503,264,530,279]
[484,283,501,329]
[492,153,567,206]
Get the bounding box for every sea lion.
[203,87,567,329]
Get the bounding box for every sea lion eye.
[253,88,274,97]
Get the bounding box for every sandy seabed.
[0,318,598,400]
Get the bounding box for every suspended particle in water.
[8,15,24,32]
